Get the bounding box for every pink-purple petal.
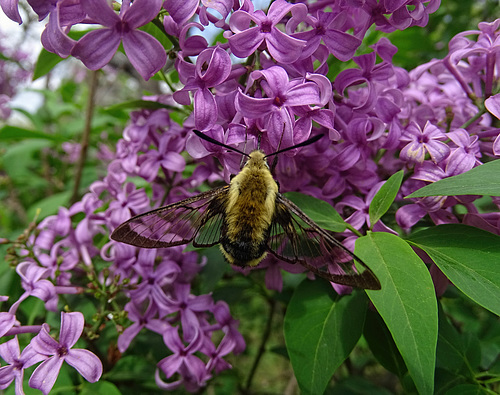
[396,204,427,229]
[267,0,306,24]
[158,354,183,378]
[425,140,450,163]
[71,29,121,70]
[29,355,64,395]
[79,0,119,27]
[31,324,59,355]
[164,0,199,24]
[228,26,263,59]
[0,0,22,24]
[65,349,103,383]
[27,0,57,20]
[161,152,186,172]
[122,29,167,80]
[196,47,231,86]
[485,94,500,119]
[59,312,84,348]
[123,0,163,29]
[285,83,321,106]
[400,141,426,163]
[194,88,218,131]
[41,10,76,58]
[266,28,306,64]
[118,322,143,352]
[0,366,15,388]
[0,337,19,363]
[236,92,273,118]
[322,29,361,61]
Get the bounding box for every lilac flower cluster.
[2,0,500,392]
[0,311,101,394]
[0,31,30,119]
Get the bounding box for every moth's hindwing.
[111,186,229,248]
[268,194,381,290]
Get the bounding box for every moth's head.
[245,150,269,170]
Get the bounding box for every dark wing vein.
[111,186,229,249]
[268,194,381,290]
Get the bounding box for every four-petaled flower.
[71,0,166,80]
[400,121,450,164]
[0,337,46,394]
[29,312,103,395]
[228,0,307,64]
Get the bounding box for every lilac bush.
[1,0,500,393]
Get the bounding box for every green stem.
[152,18,179,49]
[244,298,276,392]
[70,70,98,204]
[461,108,487,129]
[346,223,363,237]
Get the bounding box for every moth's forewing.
[111,186,229,249]
[269,195,381,290]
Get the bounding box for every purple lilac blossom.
[0,337,47,394]
[173,46,232,131]
[4,0,500,392]
[71,0,166,80]
[228,0,308,64]
[29,312,102,394]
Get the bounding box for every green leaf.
[436,302,477,378]
[284,280,367,395]
[139,21,173,52]
[81,381,122,395]
[198,246,230,294]
[406,160,500,198]
[407,224,500,316]
[2,140,52,180]
[329,376,394,395]
[444,384,490,395]
[0,125,64,142]
[33,48,65,81]
[363,309,408,378]
[284,192,347,232]
[357,232,438,395]
[33,30,89,80]
[27,190,72,221]
[105,100,180,112]
[369,170,404,227]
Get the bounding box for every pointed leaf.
[0,126,64,142]
[357,232,438,395]
[284,192,347,232]
[407,160,500,198]
[436,302,477,378]
[81,380,122,395]
[33,48,65,81]
[363,309,407,378]
[33,30,89,80]
[284,280,367,395]
[369,170,404,227]
[444,384,490,395]
[105,100,180,112]
[407,224,500,316]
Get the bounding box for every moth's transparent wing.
[111,186,229,248]
[268,194,381,290]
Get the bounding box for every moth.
[111,130,381,290]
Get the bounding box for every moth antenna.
[193,129,249,157]
[266,133,324,160]
[239,128,248,169]
[269,124,287,173]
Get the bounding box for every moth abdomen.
[220,235,268,267]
